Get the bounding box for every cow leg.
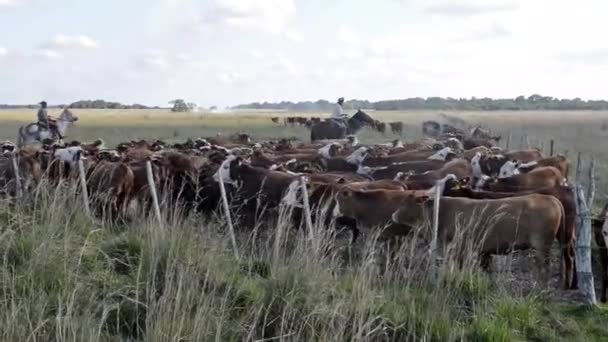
[335,216,358,243]
[560,242,574,290]
[479,252,492,272]
[536,248,552,288]
[568,245,578,290]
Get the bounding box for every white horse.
[17,108,79,146]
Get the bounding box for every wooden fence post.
[573,184,597,305]
[217,162,240,260]
[10,153,22,199]
[588,158,595,209]
[506,132,511,150]
[550,140,554,156]
[429,182,441,284]
[575,152,582,184]
[300,176,316,251]
[145,161,163,229]
[77,159,90,217]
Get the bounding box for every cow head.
[428,147,455,161]
[470,152,484,178]
[474,175,494,190]
[346,147,368,165]
[391,194,431,229]
[54,146,83,164]
[318,143,341,159]
[213,155,242,186]
[498,160,521,179]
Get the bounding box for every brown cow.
[400,159,472,190]
[445,184,577,289]
[504,149,543,163]
[389,122,403,135]
[333,188,432,239]
[478,166,564,192]
[517,155,570,180]
[363,147,455,167]
[392,194,564,285]
[360,160,448,180]
[271,117,280,124]
[0,152,42,196]
[87,161,135,221]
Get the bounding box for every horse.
[310,109,375,141]
[17,108,79,146]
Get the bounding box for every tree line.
[233,95,608,111]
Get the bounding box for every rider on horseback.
[37,101,62,140]
[331,97,348,130]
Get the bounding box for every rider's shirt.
[331,103,346,120]
[37,108,49,126]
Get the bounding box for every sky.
[1,0,608,107]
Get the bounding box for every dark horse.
[310,109,376,141]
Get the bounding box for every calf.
[392,194,563,286]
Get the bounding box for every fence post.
[145,161,163,230]
[77,159,91,217]
[300,176,316,251]
[429,182,441,284]
[506,132,511,150]
[573,184,597,305]
[525,135,530,149]
[217,162,239,260]
[550,140,554,156]
[587,158,595,209]
[10,153,22,199]
[575,152,582,184]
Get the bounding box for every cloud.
[284,29,304,42]
[249,49,265,59]
[199,0,297,35]
[0,47,7,56]
[455,23,511,42]
[425,1,518,16]
[35,49,63,60]
[0,0,28,9]
[337,26,360,44]
[48,34,98,50]
[557,49,608,65]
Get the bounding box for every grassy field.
[2,108,608,340]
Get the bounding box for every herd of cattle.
[273,116,404,135]
[1,125,608,300]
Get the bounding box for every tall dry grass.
[0,180,606,341]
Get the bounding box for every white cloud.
[200,0,297,35]
[48,34,98,50]
[337,26,360,44]
[0,0,27,9]
[425,1,518,16]
[284,29,304,42]
[35,49,63,60]
[176,53,193,62]
[249,49,265,59]
[0,47,7,56]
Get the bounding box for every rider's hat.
[338,97,344,103]
[39,101,47,107]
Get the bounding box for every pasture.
[1,108,608,341]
